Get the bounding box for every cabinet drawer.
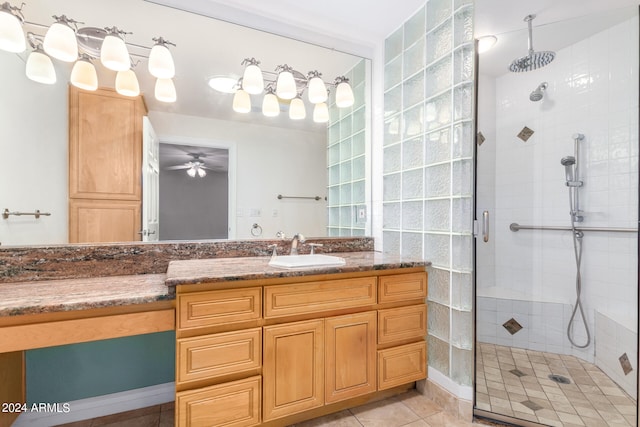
[178,288,261,331]
[176,375,261,427]
[377,341,427,390]
[378,304,427,346]
[264,277,376,318]
[177,328,261,386]
[378,272,427,303]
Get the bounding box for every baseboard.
[12,382,174,427]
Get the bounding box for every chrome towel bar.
[510,222,636,233]
[3,209,51,219]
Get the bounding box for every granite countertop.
[166,251,429,289]
[0,274,171,317]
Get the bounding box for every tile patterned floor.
[476,342,638,426]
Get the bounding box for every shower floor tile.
[476,343,637,426]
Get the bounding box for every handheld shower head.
[561,156,576,183]
[529,82,548,102]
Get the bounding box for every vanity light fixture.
[334,76,354,108]
[241,57,263,94]
[275,64,297,100]
[306,70,327,104]
[208,76,238,93]
[289,96,306,120]
[313,102,329,123]
[261,86,280,117]
[0,1,25,53]
[116,68,140,97]
[70,54,98,91]
[100,26,130,71]
[155,77,176,103]
[25,43,56,84]
[43,15,79,62]
[148,37,175,78]
[232,87,251,113]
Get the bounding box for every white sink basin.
[268,254,346,269]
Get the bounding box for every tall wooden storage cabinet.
[68,86,146,243]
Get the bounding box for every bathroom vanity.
[166,252,428,427]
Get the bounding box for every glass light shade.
[70,59,97,91]
[100,34,130,71]
[25,50,56,84]
[477,35,497,54]
[155,78,176,103]
[289,97,306,120]
[187,167,196,177]
[197,168,206,178]
[262,92,280,117]
[335,81,354,108]
[313,102,329,123]
[116,69,140,97]
[208,76,238,93]
[0,8,25,53]
[242,64,263,94]
[276,71,296,100]
[233,89,251,113]
[43,22,77,62]
[148,43,175,78]
[307,76,328,103]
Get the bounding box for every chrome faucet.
[290,233,306,255]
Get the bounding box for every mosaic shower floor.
[476,343,637,426]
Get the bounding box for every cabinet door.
[325,311,377,403]
[263,319,324,421]
[377,341,427,390]
[69,199,140,243]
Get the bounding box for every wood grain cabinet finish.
[377,341,427,390]
[176,376,261,427]
[377,304,427,346]
[378,272,427,303]
[69,199,141,243]
[178,288,261,332]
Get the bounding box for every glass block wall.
[327,59,369,236]
[382,0,475,392]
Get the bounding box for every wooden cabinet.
[68,86,146,243]
[175,269,427,427]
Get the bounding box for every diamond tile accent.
[517,126,534,142]
[619,353,633,375]
[502,318,523,335]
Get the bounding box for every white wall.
[478,16,638,354]
[149,111,328,240]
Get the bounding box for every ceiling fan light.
[276,69,296,100]
[0,4,25,53]
[148,41,175,78]
[242,62,263,95]
[25,49,56,84]
[70,56,98,91]
[313,102,329,123]
[155,78,176,103]
[43,18,78,62]
[262,92,280,117]
[233,89,251,113]
[335,79,354,108]
[187,167,196,177]
[307,76,327,103]
[289,97,306,120]
[101,31,130,71]
[116,69,140,97]
[197,168,206,178]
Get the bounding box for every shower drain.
[548,374,571,384]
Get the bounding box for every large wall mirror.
[474,1,638,425]
[0,0,370,246]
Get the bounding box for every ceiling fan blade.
[165,165,190,170]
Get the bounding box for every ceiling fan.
[165,153,210,178]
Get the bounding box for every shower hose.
[567,192,591,349]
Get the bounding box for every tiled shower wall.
[327,59,369,236]
[382,0,475,395]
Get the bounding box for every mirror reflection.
[0,0,367,246]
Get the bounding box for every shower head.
[560,156,575,166]
[509,15,556,72]
[561,156,576,183]
[529,82,548,102]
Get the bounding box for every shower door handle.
[482,210,489,242]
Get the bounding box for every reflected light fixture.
[313,102,329,123]
[116,68,140,97]
[233,88,251,113]
[26,44,56,84]
[261,86,280,117]
[307,70,327,104]
[208,76,239,93]
[70,54,98,90]
[148,37,175,78]
[477,35,497,54]
[100,26,130,71]
[241,57,263,94]
[155,78,176,103]
[334,76,354,108]
[187,165,206,178]
[275,64,297,100]
[0,2,25,53]
[43,15,79,62]
[289,96,306,120]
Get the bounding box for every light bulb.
[43,17,78,62]
[313,102,329,123]
[242,59,263,94]
[276,67,296,100]
[101,29,130,71]
[289,97,306,120]
[155,78,176,103]
[0,4,25,53]
[262,92,280,117]
[116,69,140,97]
[307,74,327,104]
[233,89,251,113]
[70,56,98,91]
[197,168,206,178]
[148,38,175,78]
[477,35,497,54]
[25,49,56,84]
[335,79,354,108]
[187,167,196,177]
